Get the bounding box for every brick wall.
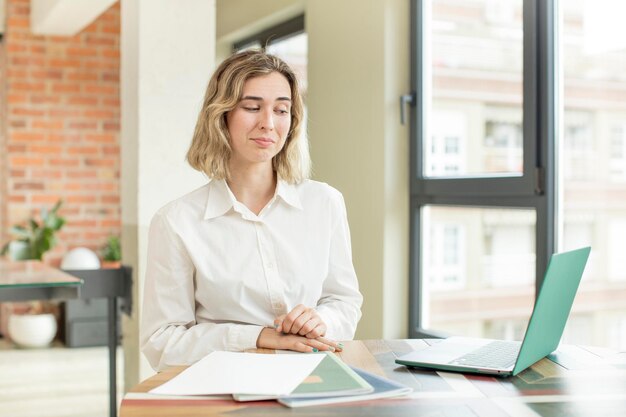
[1,0,121,266]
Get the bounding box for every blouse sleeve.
[140,210,263,371]
[315,190,363,340]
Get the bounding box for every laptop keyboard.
[449,340,521,369]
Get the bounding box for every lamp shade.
[61,247,101,270]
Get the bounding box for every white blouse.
[141,178,363,371]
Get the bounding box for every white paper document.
[149,351,325,396]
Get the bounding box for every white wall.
[121,0,215,386]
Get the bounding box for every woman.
[141,50,363,371]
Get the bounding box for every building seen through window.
[421,0,626,350]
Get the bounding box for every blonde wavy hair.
[186,50,310,183]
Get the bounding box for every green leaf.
[6,200,66,260]
[10,226,30,238]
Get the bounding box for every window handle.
[400,92,416,125]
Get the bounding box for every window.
[410,0,626,351]
[233,15,307,96]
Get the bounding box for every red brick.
[50,158,80,167]
[68,146,99,155]
[85,134,115,143]
[67,195,97,204]
[10,170,26,177]
[9,120,27,128]
[103,145,120,155]
[10,56,46,66]
[102,25,120,34]
[87,60,118,70]
[103,121,119,131]
[14,182,45,191]
[53,83,81,93]
[30,145,63,154]
[11,107,46,117]
[102,195,120,204]
[30,44,46,54]
[68,121,98,130]
[95,183,117,192]
[102,72,119,82]
[85,84,116,95]
[7,93,28,104]
[103,98,120,107]
[7,68,28,78]
[10,156,45,167]
[48,109,82,118]
[67,47,98,57]
[9,195,27,203]
[32,120,64,130]
[71,220,99,228]
[85,35,116,46]
[101,48,119,58]
[47,134,74,143]
[30,69,63,80]
[7,43,27,53]
[7,17,30,28]
[67,96,98,106]
[101,219,121,228]
[49,58,81,68]
[7,144,27,153]
[84,110,116,118]
[32,169,63,179]
[31,95,62,105]
[85,158,115,167]
[10,81,46,92]
[65,170,98,179]
[32,195,62,204]
[67,72,99,82]
[10,131,45,141]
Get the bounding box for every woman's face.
[226,72,292,169]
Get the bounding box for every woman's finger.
[303,322,326,339]
[282,305,308,334]
[290,310,315,335]
[298,316,321,336]
[314,336,343,352]
[274,315,285,333]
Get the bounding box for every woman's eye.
[243,106,259,111]
[275,109,289,115]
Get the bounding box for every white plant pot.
[8,313,57,348]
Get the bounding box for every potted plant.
[0,200,65,348]
[0,199,66,261]
[100,235,121,268]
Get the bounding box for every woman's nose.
[258,109,275,131]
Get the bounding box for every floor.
[0,338,124,417]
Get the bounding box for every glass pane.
[422,206,536,340]
[425,0,523,177]
[267,33,308,93]
[560,1,626,351]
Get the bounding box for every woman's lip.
[251,138,274,147]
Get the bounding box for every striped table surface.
[120,339,626,417]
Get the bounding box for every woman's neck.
[226,163,277,215]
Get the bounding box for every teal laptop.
[396,247,591,376]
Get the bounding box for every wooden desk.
[120,339,626,417]
[0,259,132,417]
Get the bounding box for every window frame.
[408,0,558,338]
[233,15,305,52]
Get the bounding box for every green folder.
[233,352,373,401]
